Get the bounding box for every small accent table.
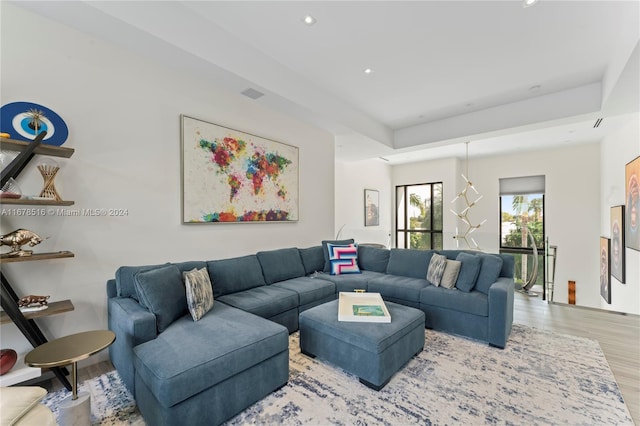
[25,330,116,425]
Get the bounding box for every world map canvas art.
[181,116,299,223]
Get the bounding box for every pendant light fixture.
[450,141,486,250]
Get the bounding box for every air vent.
[593,118,603,128]
[378,157,389,162]
[241,88,264,100]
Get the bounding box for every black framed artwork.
[610,205,625,283]
[600,236,611,304]
[364,189,379,226]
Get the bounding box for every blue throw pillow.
[474,254,504,294]
[455,252,482,292]
[134,264,187,333]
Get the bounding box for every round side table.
[25,330,116,425]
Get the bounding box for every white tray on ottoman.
[338,292,391,323]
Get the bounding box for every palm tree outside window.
[499,175,546,297]
[396,183,443,249]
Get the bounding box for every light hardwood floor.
[41,293,640,424]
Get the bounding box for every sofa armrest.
[487,277,514,348]
[107,297,157,392]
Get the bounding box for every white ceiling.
[12,0,640,164]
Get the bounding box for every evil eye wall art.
[0,102,69,146]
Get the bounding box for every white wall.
[335,159,392,245]
[0,4,335,364]
[470,144,602,309]
[600,113,640,314]
[383,141,640,315]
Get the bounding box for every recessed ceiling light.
[364,68,373,74]
[523,0,539,8]
[302,15,316,26]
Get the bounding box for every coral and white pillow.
[327,243,361,275]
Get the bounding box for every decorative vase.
[0,349,18,375]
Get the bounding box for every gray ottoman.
[299,299,425,390]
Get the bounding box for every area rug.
[41,324,634,425]
[41,370,143,425]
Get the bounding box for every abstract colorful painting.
[181,115,299,223]
[625,155,639,251]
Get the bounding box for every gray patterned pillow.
[441,260,462,289]
[183,268,214,321]
[426,253,448,286]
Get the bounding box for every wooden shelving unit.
[0,137,74,158]
[0,135,75,390]
[0,251,75,264]
[0,300,74,325]
[1,198,75,206]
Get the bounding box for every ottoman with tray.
[299,294,425,390]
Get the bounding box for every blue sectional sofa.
[106,242,514,425]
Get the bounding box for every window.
[396,183,443,250]
[499,176,545,295]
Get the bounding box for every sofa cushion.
[321,239,355,272]
[426,253,448,286]
[134,264,187,333]
[257,248,306,284]
[217,286,298,319]
[133,303,288,408]
[440,260,461,289]
[271,276,335,306]
[207,255,266,298]
[298,246,325,275]
[368,275,430,304]
[474,254,504,294]
[315,270,384,293]
[116,264,164,300]
[115,261,207,301]
[420,285,489,317]
[357,245,390,273]
[183,268,214,321]
[327,243,361,275]
[455,252,481,292]
[386,248,434,279]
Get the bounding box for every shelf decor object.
[37,158,62,201]
[181,115,299,223]
[450,142,486,250]
[0,102,69,146]
[0,178,21,199]
[0,229,44,258]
